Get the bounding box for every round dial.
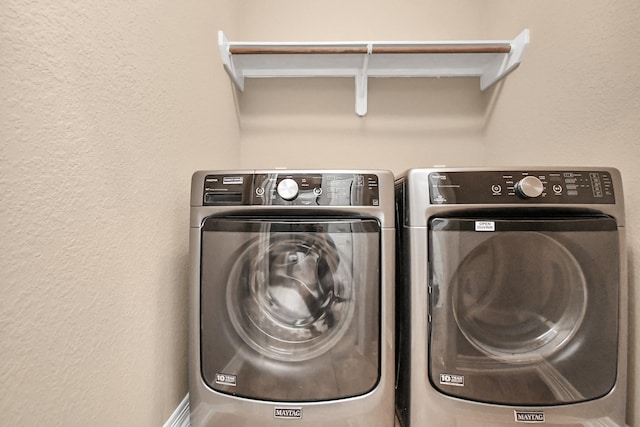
[515,176,544,198]
[277,178,299,201]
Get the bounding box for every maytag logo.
[274,407,302,419]
[514,410,545,423]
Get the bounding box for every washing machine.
[395,168,627,427]
[189,170,395,427]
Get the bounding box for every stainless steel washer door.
[200,216,381,402]
[428,216,619,406]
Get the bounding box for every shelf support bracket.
[219,31,245,91]
[355,43,373,117]
[480,29,530,90]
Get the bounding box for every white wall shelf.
[218,29,529,117]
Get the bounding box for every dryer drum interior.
[451,232,588,362]
[428,216,620,406]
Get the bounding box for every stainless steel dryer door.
[428,216,619,406]
[200,216,381,402]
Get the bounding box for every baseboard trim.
[163,394,190,427]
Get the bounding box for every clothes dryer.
[189,170,395,427]
[395,168,627,427]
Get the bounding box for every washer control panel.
[203,173,380,206]
[428,170,615,204]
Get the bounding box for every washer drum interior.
[227,233,354,362]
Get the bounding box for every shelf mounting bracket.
[355,43,373,117]
[480,29,530,90]
[218,31,245,91]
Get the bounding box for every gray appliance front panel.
[200,216,381,402]
[428,216,619,406]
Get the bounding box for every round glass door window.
[452,232,587,363]
[226,233,354,362]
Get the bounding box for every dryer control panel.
[203,173,380,206]
[428,170,616,204]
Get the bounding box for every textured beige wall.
[231,0,640,426]
[1,0,239,425]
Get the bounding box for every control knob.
[277,178,299,201]
[515,176,544,199]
